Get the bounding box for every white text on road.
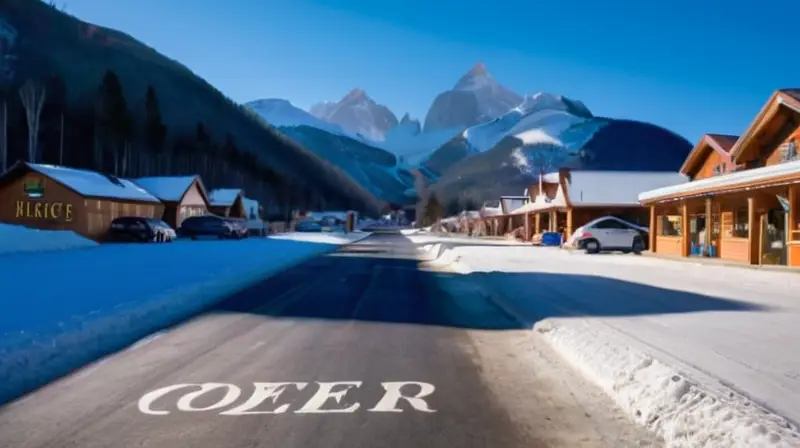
[138,381,437,415]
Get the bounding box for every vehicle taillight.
[581,231,593,238]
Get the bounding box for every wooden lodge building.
[132,176,210,229]
[484,169,687,241]
[209,188,247,219]
[0,161,163,241]
[639,90,800,267]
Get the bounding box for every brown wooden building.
[640,89,800,267]
[0,161,163,241]
[209,188,246,218]
[133,175,210,229]
[485,169,687,241]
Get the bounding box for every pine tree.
[144,85,167,173]
[97,70,132,174]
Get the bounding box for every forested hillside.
[0,0,382,218]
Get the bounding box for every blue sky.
[64,0,800,142]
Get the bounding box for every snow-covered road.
[429,243,800,447]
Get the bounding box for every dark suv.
[109,216,166,242]
[179,215,237,240]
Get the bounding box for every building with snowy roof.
[208,188,246,218]
[483,168,687,241]
[0,161,163,240]
[132,175,210,229]
[640,89,800,267]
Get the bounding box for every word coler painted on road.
[138,381,437,415]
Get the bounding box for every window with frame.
[658,215,682,236]
[781,141,798,162]
[733,207,748,238]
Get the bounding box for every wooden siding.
[527,182,560,201]
[0,170,164,241]
[790,244,800,267]
[0,171,87,232]
[720,238,749,263]
[84,199,163,241]
[656,236,682,256]
[694,150,728,180]
[764,125,800,167]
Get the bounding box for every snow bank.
[448,246,800,447]
[0,224,98,255]
[0,237,355,405]
[535,319,799,448]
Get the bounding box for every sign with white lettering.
[138,381,436,415]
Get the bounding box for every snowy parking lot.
[426,242,800,447]
[0,231,369,405]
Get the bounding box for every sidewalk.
[442,245,800,447]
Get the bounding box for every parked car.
[109,216,168,243]
[295,220,322,232]
[566,216,648,254]
[179,215,238,240]
[148,219,176,242]
[224,218,250,239]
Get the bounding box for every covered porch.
[641,161,800,267]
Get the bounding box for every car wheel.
[632,237,645,255]
[584,239,600,254]
[190,235,198,241]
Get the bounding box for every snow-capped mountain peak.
[246,98,361,141]
[342,88,369,102]
[424,63,523,132]
[308,89,398,141]
[453,61,495,91]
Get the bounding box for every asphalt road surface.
[0,232,658,448]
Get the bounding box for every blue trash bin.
[541,232,562,246]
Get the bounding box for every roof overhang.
[639,159,800,204]
[729,91,800,164]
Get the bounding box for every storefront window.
[733,208,748,238]
[659,215,682,236]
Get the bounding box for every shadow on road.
[210,232,768,332]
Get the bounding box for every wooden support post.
[565,208,573,239]
[524,213,531,241]
[550,211,556,232]
[748,196,760,265]
[681,202,690,257]
[649,205,657,253]
[534,213,541,234]
[790,185,799,266]
[704,197,712,256]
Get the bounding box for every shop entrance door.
[762,208,787,266]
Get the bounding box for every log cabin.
[0,161,163,241]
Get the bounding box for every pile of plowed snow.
[0,224,97,255]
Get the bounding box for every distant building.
[132,175,210,228]
[209,188,246,218]
[0,161,163,240]
[485,168,687,240]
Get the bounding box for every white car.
[567,216,648,254]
